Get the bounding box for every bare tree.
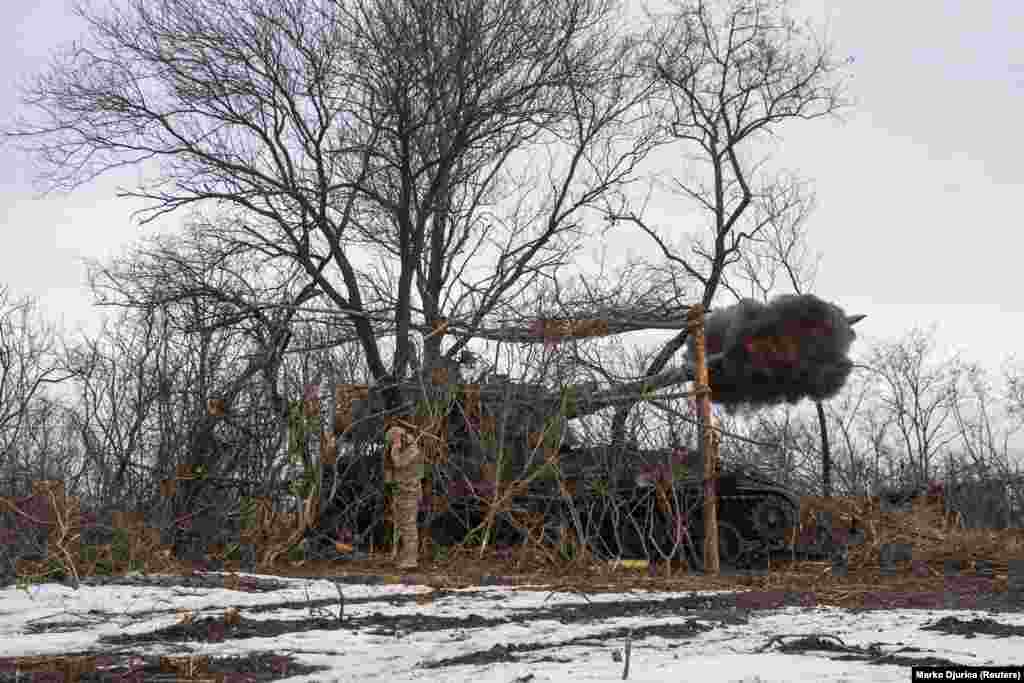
[7,0,655,394]
[1004,356,1024,426]
[60,311,169,508]
[0,286,72,493]
[79,227,328,533]
[945,363,1024,528]
[604,0,851,447]
[865,327,965,489]
[817,367,892,496]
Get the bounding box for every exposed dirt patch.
[422,618,715,668]
[921,614,1024,638]
[754,633,974,669]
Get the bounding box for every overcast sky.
[2,0,1023,398]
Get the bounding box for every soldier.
[381,378,422,571]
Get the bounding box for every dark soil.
[921,615,1024,638]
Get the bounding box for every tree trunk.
[816,400,832,497]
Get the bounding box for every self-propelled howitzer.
[323,372,800,568]
[316,294,863,567]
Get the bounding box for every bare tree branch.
[603,0,852,446]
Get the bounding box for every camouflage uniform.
[385,422,422,570]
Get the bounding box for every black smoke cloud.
[686,295,860,412]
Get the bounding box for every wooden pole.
[687,305,719,575]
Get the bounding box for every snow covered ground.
[1,573,1023,682]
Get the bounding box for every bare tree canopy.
[865,326,967,487]
[0,287,72,476]
[604,0,852,444]
[7,0,656,390]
